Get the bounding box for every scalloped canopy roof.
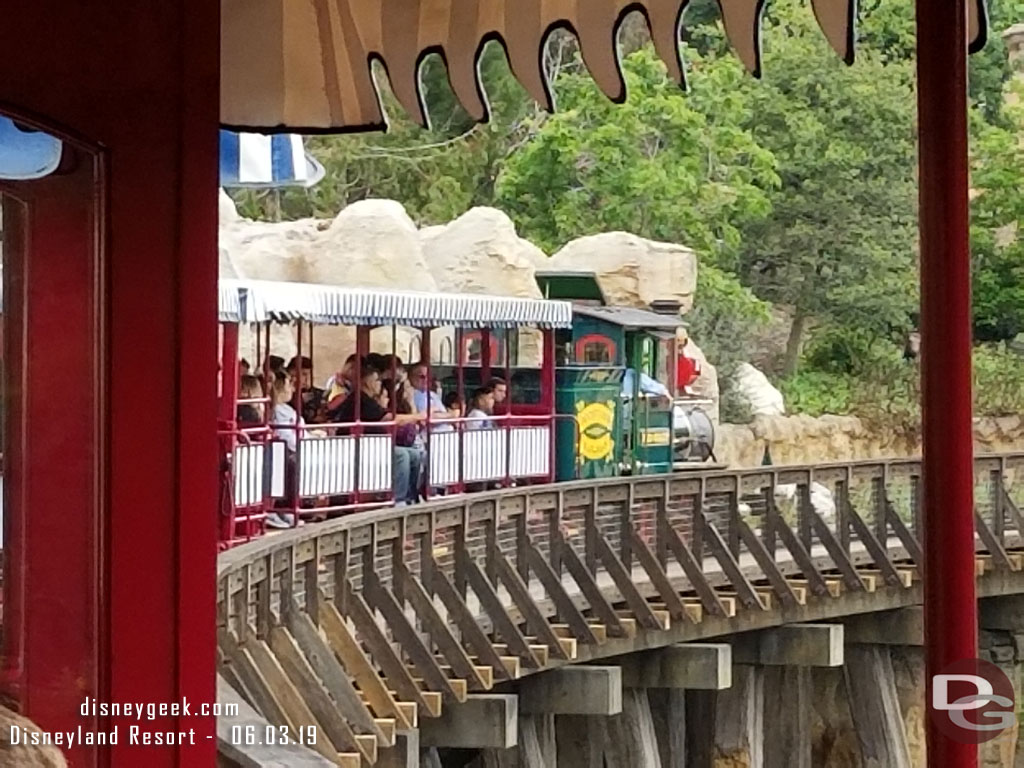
[222,0,988,133]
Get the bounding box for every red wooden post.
[0,0,219,765]
[916,1,977,765]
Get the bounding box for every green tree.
[736,1,920,375]
[971,84,1024,341]
[494,46,779,262]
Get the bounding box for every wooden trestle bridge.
[217,454,1024,767]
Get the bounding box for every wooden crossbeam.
[808,512,868,592]
[558,534,627,637]
[974,510,1013,570]
[772,518,829,596]
[424,555,513,681]
[842,501,904,586]
[661,522,730,617]
[267,625,372,760]
[737,519,801,608]
[700,515,764,609]
[325,593,439,717]
[884,499,923,565]
[364,571,467,703]
[239,630,341,762]
[595,534,664,630]
[628,528,690,622]
[492,550,571,660]
[282,599,385,737]
[393,560,490,691]
[462,555,541,668]
[524,540,601,644]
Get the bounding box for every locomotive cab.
[537,271,716,479]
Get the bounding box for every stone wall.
[716,414,1024,468]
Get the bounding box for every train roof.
[571,304,685,331]
[218,279,574,329]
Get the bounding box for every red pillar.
[916,1,977,765]
[0,1,219,766]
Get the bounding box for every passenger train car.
[217,278,715,547]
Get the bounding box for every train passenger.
[335,361,425,506]
[269,371,305,454]
[268,355,285,376]
[236,375,264,428]
[324,353,357,421]
[287,355,327,423]
[442,391,464,419]
[409,363,447,417]
[239,358,251,377]
[486,377,508,408]
[466,386,496,430]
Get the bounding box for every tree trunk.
[783,309,808,377]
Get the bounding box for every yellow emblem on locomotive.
[576,400,616,461]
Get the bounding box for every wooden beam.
[555,715,605,768]
[216,674,337,768]
[419,695,519,749]
[733,624,844,667]
[519,666,623,716]
[980,595,1024,630]
[602,689,662,768]
[649,689,686,768]
[713,666,764,768]
[843,608,923,646]
[619,644,732,690]
[763,666,811,768]
[315,594,415,728]
[844,645,912,768]
[559,535,627,637]
[377,730,419,768]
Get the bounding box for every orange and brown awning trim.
[222,0,988,133]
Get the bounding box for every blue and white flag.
[219,130,325,189]
[0,117,62,180]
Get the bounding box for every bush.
[778,341,1024,434]
[974,344,1024,416]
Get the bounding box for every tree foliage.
[735,1,920,374]
[495,46,778,262]
[971,84,1024,341]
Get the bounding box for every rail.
[216,453,1024,766]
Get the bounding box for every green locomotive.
[536,271,716,481]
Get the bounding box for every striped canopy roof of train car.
[219,279,574,329]
[221,0,988,133]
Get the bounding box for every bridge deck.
[215,454,1024,766]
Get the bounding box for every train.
[218,277,716,546]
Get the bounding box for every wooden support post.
[844,645,912,768]
[714,666,763,768]
[555,715,605,768]
[478,715,556,768]
[649,689,686,768]
[602,689,663,768]
[763,666,811,768]
[519,666,622,716]
[420,695,518,750]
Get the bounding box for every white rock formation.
[546,232,697,312]
[733,362,785,417]
[420,207,546,297]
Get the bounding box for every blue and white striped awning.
[219,279,573,330]
[219,131,325,188]
[0,117,62,180]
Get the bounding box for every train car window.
[583,341,612,364]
